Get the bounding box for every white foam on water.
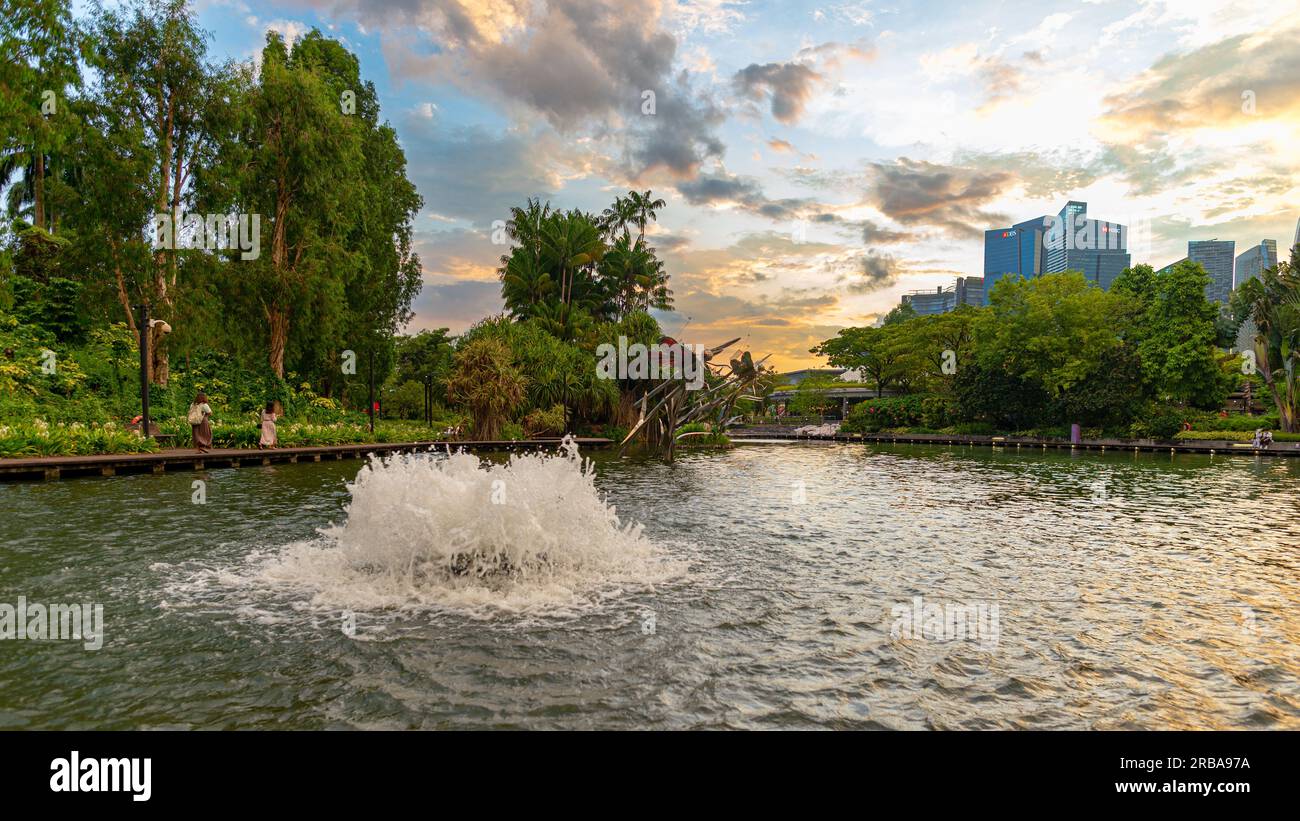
[163,438,687,624]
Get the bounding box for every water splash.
[246,437,685,619]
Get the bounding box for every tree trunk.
[111,241,137,339]
[268,304,289,378]
[33,153,46,230]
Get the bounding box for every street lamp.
[132,304,171,439]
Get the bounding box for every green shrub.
[1175,430,1300,442]
[842,396,925,433]
[920,396,955,429]
[1187,413,1281,432]
[522,404,565,437]
[1129,405,1186,440]
[674,421,729,445]
[0,421,158,458]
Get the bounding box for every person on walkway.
[259,402,278,449]
[188,392,213,453]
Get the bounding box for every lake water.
[1,440,1297,729]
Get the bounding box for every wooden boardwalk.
[729,430,1300,458]
[0,438,612,482]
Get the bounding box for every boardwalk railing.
[728,429,1300,458]
[0,438,613,482]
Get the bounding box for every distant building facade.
[1188,240,1236,304]
[900,276,984,316]
[1235,240,1277,289]
[983,201,1129,303]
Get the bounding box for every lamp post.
[368,347,376,434]
[424,374,432,428]
[134,303,151,439]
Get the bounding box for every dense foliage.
[1,0,421,401]
[823,267,1255,439]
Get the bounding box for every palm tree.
[500,250,555,319]
[599,195,636,240]
[445,337,527,440]
[501,197,551,273]
[541,210,605,309]
[625,189,667,244]
[599,234,674,318]
[0,151,38,223]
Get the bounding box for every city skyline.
[183,0,1300,370]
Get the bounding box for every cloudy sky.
[195,0,1300,370]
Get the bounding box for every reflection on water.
[0,441,1296,729]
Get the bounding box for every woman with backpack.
[188,392,213,452]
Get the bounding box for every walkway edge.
[728,430,1300,458]
[0,438,613,482]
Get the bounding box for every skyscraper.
[983,202,1129,303]
[1189,240,1236,304]
[1235,240,1277,288]
[1041,201,1130,289]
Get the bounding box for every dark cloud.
[626,74,727,178]
[847,250,900,293]
[647,233,691,253]
[676,170,817,222]
[860,220,910,244]
[732,61,821,124]
[862,158,1014,239]
[308,0,726,179]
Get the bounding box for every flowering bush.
[841,396,927,433]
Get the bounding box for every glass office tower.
[984,202,1129,303]
[1041,201,1130,289]
[1234,240,1277,288]
[1189,240,1236,304]
[983,218,1047,304]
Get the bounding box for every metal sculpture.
[620,336,774,460]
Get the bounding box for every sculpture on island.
[620,336,774,461]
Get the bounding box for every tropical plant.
[1233,248,1300,431]
[444,337,526,440]
[624,189,667,244]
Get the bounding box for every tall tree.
[598,233,672,319]
[1124,260,1226,408]
[88,0,215,383]
[0,0,82,231]
[625,189,666,244]
[218,31,359,379]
